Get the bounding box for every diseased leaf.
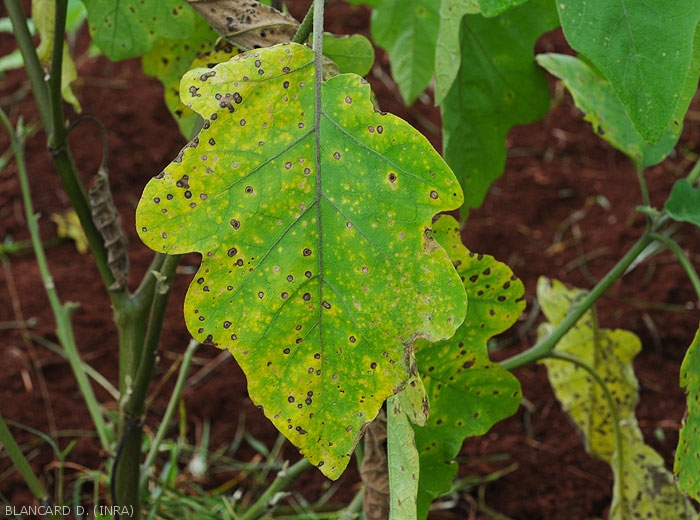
[136,43,466,479]
[675,327,700,500]
[387,394,420,520]
[51,210,88,254]
[187,0,298,51]
[538,277,641,460]
[557,0,700,143]
[442,0,558,210]
[538,278,697,519]
[82,0,197,60]
[666,178,700,228]
[413,214,524,519]
[537,53,678,170]
[142,17,221,137]
[322,33,375,77]
[370,0,441,105]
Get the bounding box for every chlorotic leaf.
[538,278,697,518]
[135,43,466,479]
[441,0,558,209]
[610,434,698,520]
[666,178,700,228]
[413,214,524,518]
[675,327,700,500]
[536,53,678,170]
[83,0,197,60]
[370,0,441,105]
[322,33,375,77]
[387,394,420,520]
[538,277,641,460]
[557,0,700,144]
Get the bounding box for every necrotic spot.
[377,125,383,134]
[302,293,311,301]
[430,190,438,199]
[333,152,341,160]
[230,219,241,229]
[303,248,312,256]
[228,247,237,256]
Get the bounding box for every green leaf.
[675,327,700,500]
[413,215,524,518]
[666,178,700,227]
[537,53,679,170]
[538,278,697,519]
[322,33,375,77]
[370,0,441,105]
[136,43,466,479]
[557,1,700,144]
[387,394,420,520]
[442,0,558,210]
[83,0,197,60]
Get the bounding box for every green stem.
[546,351,625,511]
[238,458,314,520]
[140,339,199,490]
[292,3,315,44]
[501,230,655,371]
[0,413,58,519]
[339,488,365,520]
[3,0,51,126]
[48,0,68,144]
[127,254,181,418]
[0,108,110,451]
[649,232,700,302]
[686,158,700,185]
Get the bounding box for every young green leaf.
[665,178,700,228]
[412,214,524,518]
[537,53,679,171]
[556,0,700,144]
[82,0,197,60]
[370,0,441,105]
[135,43,466,479]
[538,278,697,518]
[675,327,700,501]
[441,0,558,210]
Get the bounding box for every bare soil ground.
[1,1,699,518]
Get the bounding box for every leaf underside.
[675,327,700,501]
[136,42,466,479]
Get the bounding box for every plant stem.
[500,230,655,371]
[140,339,199,490]
[649,232,700,302]
[545,351,625,512]
[238,458,314,520]
[0,108,110,450]
[0,413,58,519]
[686,158,700,185]
[3,0,51,126]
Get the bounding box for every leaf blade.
[136,43,466,479]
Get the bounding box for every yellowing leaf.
[51,210,88,253]
[136,42,466,479]
[538,277,696,519]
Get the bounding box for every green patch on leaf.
[666,178,700,228]
[675,327,700,501]
[412,214,524,518]
[557,0,700,144]
[136,43,465,479]
[370,0,441,105]
[537,53,679,170]
[83,0,197,60]
[538,278,696,519]
[441,0,558,210]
